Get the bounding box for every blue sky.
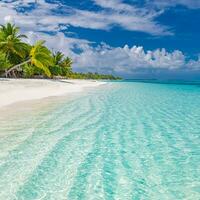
[0,0,200,79]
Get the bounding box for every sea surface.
[0,81,200,200]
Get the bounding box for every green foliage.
[61,57,72,68]
[69,72,122,80]
[60,57,72,76]
[30,40,53,77]
[22,64,35,78]
[0,23,29,64]
[50,53,72,77]
[0,51,11,74]
[0,22,121,80]
[52,51,64,65]
[49,65,63,76]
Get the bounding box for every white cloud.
[147,0,200,9]
[74,44,189,73]
[23,31,193,76]
[0,0,200,78]
[93,0,133,11]
[4,15,14,24]
[186,56,200,70]
[73,44,200,78]
[36,33,199,75]
[25,31,92,58]
[0,0,171,35]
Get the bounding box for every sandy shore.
[0,78,105,108]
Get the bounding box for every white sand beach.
[0,78,105,108]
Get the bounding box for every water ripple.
[0,83,199,200]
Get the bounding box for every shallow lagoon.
[0,82,200,200]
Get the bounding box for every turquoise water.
[0,82,200,200]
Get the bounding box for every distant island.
[0,23,121,80]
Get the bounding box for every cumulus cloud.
[0,0,200,78]
[22,31,194,77]
[74,44,196,74]
[34,32,199,76]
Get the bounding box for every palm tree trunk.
[12,70,17,78]
[4,59,31,77]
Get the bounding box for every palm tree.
[5,41,53,77]
[29,41,53,77]
[52,51,64,65]
[50,52,72,77]
[61,57,73,68]
[0,23,29,64]
[61,57,73,76]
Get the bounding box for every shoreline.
[0,78,106,108]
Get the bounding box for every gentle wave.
[0,82,200,200]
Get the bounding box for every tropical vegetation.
[0,23,121,80]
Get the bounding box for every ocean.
[0,81,200,199]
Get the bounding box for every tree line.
[0,23,121,80]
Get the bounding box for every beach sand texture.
[0,78,105,108]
